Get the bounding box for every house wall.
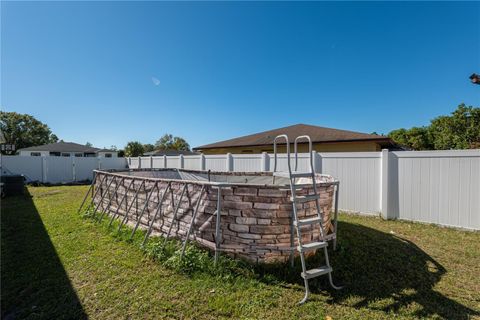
[18,151,118,157]
[197,141,381,154]
[19,151,49,157]
[97,151,118,158]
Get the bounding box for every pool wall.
[93,169,337,263]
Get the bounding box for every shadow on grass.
[1,189,87,319]
[257,220,478,320]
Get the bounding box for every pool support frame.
[79,168,340,265]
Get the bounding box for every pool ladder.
[272,134,342,304]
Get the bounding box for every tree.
[124,141,145,157]
[388,127,433,150]
[109,145,125,156]
[0,111,58,154]
[85,142,93,147]
[155,134,190,151]
[429,104,480,150]
[388,104,479,150]
[143,143,155,153]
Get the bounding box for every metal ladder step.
[294,183,316,187]
[290,194,319,203]
[279,184,315,191]
[294,216,322,227]
[297,241,328,252]
[301,266,332,280]
[273,171,313,178]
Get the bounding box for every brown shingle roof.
[194,124,393,150]
[143,149,200,156]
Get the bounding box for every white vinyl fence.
[0,155,127,184]
[128,150,480,230]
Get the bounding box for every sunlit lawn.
[1,185,479,319]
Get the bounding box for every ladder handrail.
[294,135,314,173]
[273,134,291,176]
[272,133,342,304]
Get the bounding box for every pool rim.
[93,168,339,189]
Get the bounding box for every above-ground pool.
[91,168,339,263]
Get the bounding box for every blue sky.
[2,1,479,149]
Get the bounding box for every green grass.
[1,185,479,319]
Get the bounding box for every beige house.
[193,124,397,154]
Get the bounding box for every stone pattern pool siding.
[93,170,335,263]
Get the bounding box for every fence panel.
[1,155,127,183]
[101,158,128,170]
[204,155,227,171]
[231,154,262,172]
[266,153,312,172]
[152,156,165,168]
[7,150,477,229]
[140,157,151,168]
[392,150,480,230]
[75,157,99,181]
[166,156,181,169]
[0,156,43,182]
[134,150,480,230]
[46,157,75,183]
[184,155,202,170]
[129,157,139,168]
[321,152,382,214]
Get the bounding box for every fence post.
[261,152,269,172]
[201,154,206,171]
[72,156,76,182]
[97,157,102,170]
[317,152,322,173]
[312,151,320,173]
[180,154,184,169]
[226,153,233,172]
[42,156,47,183]
[163,155,167,168]
[381,149,390,219]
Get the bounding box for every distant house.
[17,141,118,158]
[193,124,398,154]
[143,149,199,156]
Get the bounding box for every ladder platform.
[290,194,319,203]
[301,266,332,279]
[294,216,322,226]
[273,171,313,178]
[297,241,328,252]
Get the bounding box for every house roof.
[18,141,115,153]
[194,124,395,150]
[143,149,200,156]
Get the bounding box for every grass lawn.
[1,185,479,319]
